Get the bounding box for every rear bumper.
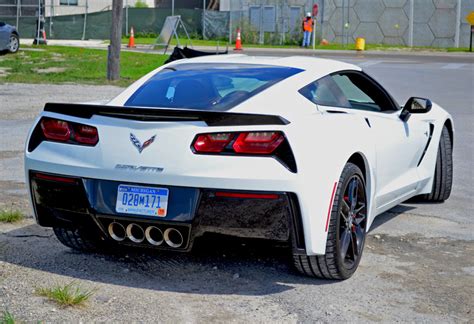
[29,171,306,253]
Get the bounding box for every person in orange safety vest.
[302,12,314,47]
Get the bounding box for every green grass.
[0,311,16,324]
[0,45,168,87]
[35,282,96,307]
[0,210,24,223]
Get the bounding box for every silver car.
[0,22,19,53]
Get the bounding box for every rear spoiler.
[43,103,290,127]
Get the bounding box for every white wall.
[45,0,155,16]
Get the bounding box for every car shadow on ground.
[368,204,416,232]
[0,222,338,296]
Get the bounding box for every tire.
[420,125,453,202]
[293,163,368,280]
[8,34,19,54]
[53,226,105,252]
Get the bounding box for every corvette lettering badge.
[130,133,156,153]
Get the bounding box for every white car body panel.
[25,55,453,255]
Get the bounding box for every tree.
[107,0,124,81]
[134,0,149,8]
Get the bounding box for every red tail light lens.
[39,117,98,146]
[190,131,296,172]
[192,131,285,154]
[74,124,99,145]
[233,131,284,154]
[193,133,233,153]
[41,118,71,141]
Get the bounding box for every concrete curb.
[21,38,474,60]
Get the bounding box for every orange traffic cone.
[127,27,136,48]
[234,28,243,50]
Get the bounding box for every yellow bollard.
[355,37,365,51]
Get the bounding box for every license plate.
[116,184,169,217]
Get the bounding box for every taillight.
[233,132,284,154]
[191,130,297,173]
[193,133,233,153]
[74,124,99,145]
[39,117,98,146]
[41,119,71,141]
[192,131,285,155]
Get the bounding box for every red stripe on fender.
[325,182,338,232]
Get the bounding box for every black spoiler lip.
[43,103,290,127]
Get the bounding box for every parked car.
[25,55,454,279]
[0,22,19,53]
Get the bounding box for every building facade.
[44,0,155,16]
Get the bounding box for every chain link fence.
[1,0,473,48]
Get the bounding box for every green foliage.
[0,311,16,324]
[35,282,96,307]
[0,46,168,87]
[134,0,149,8]
[0,210,24,223]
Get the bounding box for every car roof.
[109,54,362,117]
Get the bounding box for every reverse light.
[233,131,284,154]
[39,117,99,146]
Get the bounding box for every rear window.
[125,63,303,111]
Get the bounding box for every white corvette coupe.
[25,55,453,279]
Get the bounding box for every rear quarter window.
[298,75,351,108]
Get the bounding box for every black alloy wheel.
[338,174,367,270]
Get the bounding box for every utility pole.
[107,0,124,81]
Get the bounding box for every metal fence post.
[36,0,41,42]
[172,0,174,16]
[228,10,232,44]
[82,0,88,40]
[49,0,53,38]
[202,0,206,39]
[320,0,325,43]
[408,0,414,47]
[16,0,20,30]
[341,0,345,45]
[259,5,264,44]
[125,0,129,36]
[454,0,461,48]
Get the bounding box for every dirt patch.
[0,181,29,214]
[367,234,474,321]
[33,67,67,74]
[0,67,11,77]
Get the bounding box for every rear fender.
[287,113,376,255]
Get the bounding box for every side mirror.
[400,97,432,122]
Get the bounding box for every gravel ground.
[0,82,473,323]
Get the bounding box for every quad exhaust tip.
[164,228,184,248]
[108,222,126,242]
[126,223,145,243]
[108,221,184,248]
[145,226,164,246]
